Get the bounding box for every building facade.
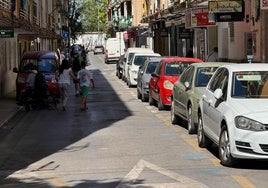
[0,0,69,97]
[106,0,268,63]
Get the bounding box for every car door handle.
[208,99,212,106]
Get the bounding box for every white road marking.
[116,159,209,188]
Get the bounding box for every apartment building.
[0,0,69,97]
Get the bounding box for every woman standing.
[57,59,77,111]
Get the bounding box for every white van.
[122,47,154,82]
[105,38,125,64]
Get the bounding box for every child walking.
[77,61,92,111]
[56,59,77,111]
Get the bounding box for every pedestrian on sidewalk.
[206,47,218,62]
[56,59,77,111]
[77,61,92,111]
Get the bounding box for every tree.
[68,0,85,42]
[81,0,107,33]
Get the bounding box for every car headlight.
[235,116,266,131]
[163,80,173,90]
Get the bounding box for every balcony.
[0,0,11,12]
[118,16,132,29]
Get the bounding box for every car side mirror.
[13,67,18,73]
[184,81,190,89]
[214,88,223,99]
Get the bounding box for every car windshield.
[20,59,57,73]
[195,67,218,87]
[146,61,158,74]
[232,71,268,98]
[164,62,190,76]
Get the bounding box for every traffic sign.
[62,32,69,39]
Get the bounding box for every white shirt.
[58,69,72,85]
[77,69,91,87]
[206,51,218,62]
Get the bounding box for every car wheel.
[25,104,30,112]
[219,125,237,167]
[187,104,196,134]
[197,112,212,148]
[118,71,122,79]
[158,96,165,110]
[171,100,179,124]
[141,92,148,102]
[137,88,141,99]
[149,92,154,106]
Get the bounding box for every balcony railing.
[33,16,40,26]
[0,0,11,12]
[20,9,29,20]
[118,16,132,28]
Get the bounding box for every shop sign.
[160,28,168,37]
[178,28,191,39]
[0,28,14,38]
[185,6,215,28]
[208,0,243,13]
[215,12,244,22]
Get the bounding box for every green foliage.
[68,0,85,41]
[81,0,107,33]
[68,0,107,42]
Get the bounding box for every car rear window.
[146,62,158,74]
[133,56,149,66]
[232,71,268,98]
[20,59,58,73]
[195,67,218,87]
[164,62,190,76]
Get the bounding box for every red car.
[13,51,60,101]
[148,57,203,110]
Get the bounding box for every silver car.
[137,57,163,102]
[171,62,230,134]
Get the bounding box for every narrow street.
[0,53,267,188]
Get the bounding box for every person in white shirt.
[56,59,77,111]
[77,61,92,111]
[206,47,218,62]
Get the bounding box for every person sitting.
[17,68,38,105]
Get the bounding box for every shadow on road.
[0,68,140,187]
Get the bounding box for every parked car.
[149,57,203,110]
[171,62,230,134]
[197,63,268,166]
[93,45,104,54]
[122,47,154,82]
[127,52,161,87]
[116,54,125,79]
[13,51,60,101]
[105,38,125,63]
[137,57,163,102]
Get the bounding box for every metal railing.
[0,0,11,12]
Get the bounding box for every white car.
[127,52,160,87]
[122,47,154,82]
[198,63,268,167]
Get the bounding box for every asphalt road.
[0,52,267,188]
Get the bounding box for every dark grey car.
[137,57,163,102]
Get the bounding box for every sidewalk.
[0,92,23,127]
